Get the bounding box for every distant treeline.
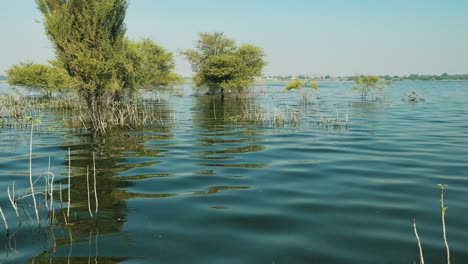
[264,73,468,82]
[0,75,7,81]
[382,73,468,81]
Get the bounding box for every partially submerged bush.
[353,75,391,99]
[404,91,425,102]
[285,80,319,92]
[285,80,302,91]
[310,81,319,90]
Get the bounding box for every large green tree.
[7,62,73,96]
[35,0,180,129]
[36,0,133,124]
[183,32,266,98]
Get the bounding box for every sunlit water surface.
[0,81,467,263]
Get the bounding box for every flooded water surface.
[0,81,467,263]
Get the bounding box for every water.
[0,81,467,263]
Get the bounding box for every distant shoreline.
[255,79,468,84]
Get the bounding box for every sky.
[1,0,467,77]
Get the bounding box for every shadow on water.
[0,101,176,263]
[25,95,267,263]
[192,95,266,163]
[27,126,176,263]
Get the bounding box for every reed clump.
[0,128,100,247]
[0,91,168,133]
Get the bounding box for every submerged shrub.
[353,75,391,99]
[285,80,302,91]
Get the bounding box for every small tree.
[285,80,319,91]
[127,38,182,90]
[7,62,73,96]
[183,32,266,99]
[285,80,302,91]
[310,81,319,90]
[353,75,390,99]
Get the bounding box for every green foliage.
[438,184,449,214]
[24,116,42,125]
[285,80,302,91]
[7,62,73,95]
[405,91,425,102]
[353,75,390,99]
[36,0,129,102]
[438,184,448,190]
[35,0,180,132]
[183,32,266,93]
[126,38,182,90]
[285,80,319,91]
[310,81,319,90]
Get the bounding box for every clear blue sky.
[1,0,467,77]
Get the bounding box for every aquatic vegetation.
[7,62,74,96]
[285,80,319,92]
[298,89,315,106]
[26,116,42,226]
[0,148,100,233]
[34,0,181,133]
[285,80,302,91]
[310,81,319,90]
[404,91,425,102]
[353,75,391,100]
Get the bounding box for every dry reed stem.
[48,157,54,207]
[29,120,40,226]
[93,152,98,214]
[67,147,71,219]
[48,171,55,222]
[212,96,216,120]
[67,227,73,263]
[86,166,93,218]
[7,184,19,219]
[413,218,424,264]
[0,207,8,234]
[59,183,63,208]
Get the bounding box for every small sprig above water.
[413,184,450,264]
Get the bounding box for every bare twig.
[0,207,8,234]
[48,171,55,222]
[67,147,71,219]
[59,183,63,209]
[86,166,93,218]
[29,119,40,226]
[7,184,19,220]
[48,156,54,213]
[93,152,98,214]
[438,184,450,264]
[67,227,73,263]
[413,218,424,264]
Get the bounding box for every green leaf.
[437,184,449,189]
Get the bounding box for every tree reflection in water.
[28,102,176,263]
